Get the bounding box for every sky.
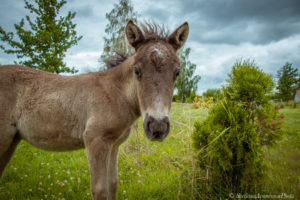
[0,0,300,95]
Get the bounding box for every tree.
[100,0,138,69]
[203,88,221,102]
[0,0,82,74]
[175,47,201,103]
[192,60,284,198]
[276,63,299,101]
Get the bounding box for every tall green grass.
[0,103,299,199]
[261,107,300,198]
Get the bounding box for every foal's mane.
[103,22,169,69]
[141,21,169,42]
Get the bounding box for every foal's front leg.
[108,146,119,200]
[85,134,112,200]
[108,129,131,199]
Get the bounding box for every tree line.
[202,63,299,103]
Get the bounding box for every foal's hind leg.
[0,125,20,178]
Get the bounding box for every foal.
[0,20,189,200]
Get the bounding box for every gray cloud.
[178,0,300,44]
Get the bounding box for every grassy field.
[0,103,299,199]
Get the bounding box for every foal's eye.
[133,67,141,80]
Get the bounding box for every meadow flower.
[48,175,51,178]
[77,178,81,183]
[28,188,32,192]
[123,190,126,194]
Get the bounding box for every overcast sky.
[0,0,300,94]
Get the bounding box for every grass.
[0,103,299,199]
[262,107,300,198]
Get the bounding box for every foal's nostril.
[153,131,161,139]
[146,121,151,131]
[145,115,154,131]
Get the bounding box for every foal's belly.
[16,94,87,151]
[20,129,85,151]
[17,114,85,151]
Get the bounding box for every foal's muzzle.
[143,114,170,141]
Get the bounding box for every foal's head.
[125,21,189,141]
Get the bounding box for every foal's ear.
[167,22,189,51]
[125,20,144,50]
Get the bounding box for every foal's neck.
[108,56,140,118]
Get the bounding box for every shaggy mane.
[102,51,130,69]
[103,22,169,69]
[140,21,169,41]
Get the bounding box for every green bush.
[203,88,221,102]
[192,60,284,198]
[193,100,263,196]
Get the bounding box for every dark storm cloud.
[178,0,300,44]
